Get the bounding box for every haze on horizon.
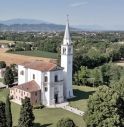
[0,0,124,30]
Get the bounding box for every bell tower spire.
[61,15,74,99]
[63,15,72,45]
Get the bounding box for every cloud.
[70,2,88,7]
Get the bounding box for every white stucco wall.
[49,70,64,105]
[18,65,26,85]
[41,70,64,106]
[61,44,74,99]
[27,69,42,88]
[18,65,64,106]
[0,68,6,78]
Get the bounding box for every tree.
[76,66,89,85]
[85,86,124,127]
[5,95,12,127]
[109,65,121,83]
[4,66,14,87]
[111,79,124,125]
[10,64,18,77]
[25,43,32,51]
[56,118,76,127]
[0,61,6,69]
[89,68,103,86]
[100,63,122,85]
[100,64,111,85]
[18,97,35,127]
[0,101,6,127]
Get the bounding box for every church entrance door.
[55,94,58,104]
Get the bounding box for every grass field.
[11,50,58,59]
[0,86,96,127]
[69,85,97,112]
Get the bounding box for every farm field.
[0,48,57,65]
[0,40,15,44]
[0,85,97,127]
[11,50,58,59]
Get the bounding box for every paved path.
[0,82,6,89]
[11,99,22,105]
[55,102,85,116]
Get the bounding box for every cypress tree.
[18,97,35,127]
[4,66,14,87]
[0,61,6,69]
[5,95,12,127]
[0,101,6,127]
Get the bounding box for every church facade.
[10,18,74,107]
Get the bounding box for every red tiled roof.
[12,80,40,92]
[20,60,63,72]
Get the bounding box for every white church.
[10,18,74,107]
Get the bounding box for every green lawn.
[69,85,97,112]
[10,50,58,59]
[0,88,86,127]
[0,78,3,83]
[10,103,85,127]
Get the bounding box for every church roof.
[12,80,40,92]
[20,60,63,72]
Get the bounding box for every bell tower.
[61,16,74,99]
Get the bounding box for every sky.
[0,0,124,29]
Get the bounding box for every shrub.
[14,47,24,51]
[9,95,13,100]
[56,118,76,127]
[0,61,6,69]
[6,49,14,53]
[33,104,44,109]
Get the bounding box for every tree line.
[74,63,124,87]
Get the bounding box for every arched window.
[44,76,48,82]
[20,70,24,75]
[55,75,58,82]
[63,48,66,54]
[33,74,35,79]
[45,87,48,92]
[68,47,71,54]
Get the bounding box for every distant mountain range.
[0,24,69,32]
[0,19,51,25]
[73,25,104,31]
[0,18,123,32]
[0,19,68,32]
[0,18,101,32]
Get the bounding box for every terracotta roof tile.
[12,80,40,92]
[20,60,63,72]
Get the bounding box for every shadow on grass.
[34,123,52,127]
[68,89,95,102]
